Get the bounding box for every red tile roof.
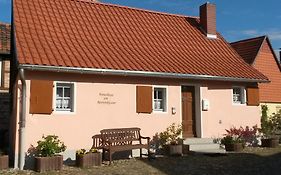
[231,36,281,71]
[13,0,268,81]
[0,22,11,54]
[231,36,266,64]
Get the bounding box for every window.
[153,88,167,112]
[56,82,74,112]
[232,87,245,104]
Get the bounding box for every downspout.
[18,68,26,170]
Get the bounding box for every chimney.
[200,2,217,39]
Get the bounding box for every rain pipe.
[18,68,26,170]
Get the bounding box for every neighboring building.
[0,22,11,151]
[11,0,268,169]
[231,36,281,115]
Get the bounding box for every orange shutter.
[30,80,53,114]
[136,86,152,113]
[246,87,260,106]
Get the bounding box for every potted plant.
[260,105,280,148]
[221,135,244,152]
[76,148,102,168]
[34,135,66,172]
[0,149,8,170]
[158,123,183,155]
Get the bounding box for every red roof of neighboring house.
[0,22,11,54]
[231,36,266,64]
[231,36,281,71]
[13,0,268,81]
[232,36,281,103]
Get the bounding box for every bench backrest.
[100,127,141,145]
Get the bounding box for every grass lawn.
[1,147,281,175]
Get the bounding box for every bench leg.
[109,151,112,165]
[140,148,142,158]
[102,149,105,161]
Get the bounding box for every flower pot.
[0,155,9,170]
[35,155,63,172]
[261,138,279,148]
[225,143,243,152]
[182,144,190,154]
[76,152,102,168]
[169,144,182,156]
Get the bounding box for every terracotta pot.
[0,155,9,170]
[76,152,102,168]
[225,143,243,152]
[261,138,279,148]
[169,144,183,156]
[35,155,63,172]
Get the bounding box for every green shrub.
[35,135,66,157]
[260,105,281,138]
[76,148,99,155]
[159,123,182,146]
[221,135,243,145]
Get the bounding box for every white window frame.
[232,86,246,105]
[54,82,76,114]
[153,86,168,113]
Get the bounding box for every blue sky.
[0,0,280,56]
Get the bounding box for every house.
[231,36,281,114]
[10,0,268,169]
[0,22,11,151]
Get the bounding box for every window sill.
[153,110,168,114]
[232,102,246,106]
[54,110,76,115]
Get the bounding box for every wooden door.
[182,86,196,138]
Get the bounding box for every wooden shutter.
[136,86,152,113]
[246,87,260,106]
[30,80,53,114]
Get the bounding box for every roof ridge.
[230,35,266,44]
[73,0,199,19]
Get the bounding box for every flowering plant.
[158,123,182,145]
[225,125,259,146]
[76,148,100,155]
[35,135,66,157]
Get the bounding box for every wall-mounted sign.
[97,93,116,105]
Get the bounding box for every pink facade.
[11,70,261,166]
[201,85,260,138]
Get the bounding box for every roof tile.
[14,0,267,81]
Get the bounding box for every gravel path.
[1,147,281,175]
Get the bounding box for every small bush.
[260,105,281,139]
[225,125,259,146]
[35,135,66,157]
[76,148,99,155]
[150,123,182,153]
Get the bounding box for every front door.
[182,86,196,138]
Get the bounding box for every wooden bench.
[93,127,150,164]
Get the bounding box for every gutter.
[19,64,269,83]
[18,68,26,170]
